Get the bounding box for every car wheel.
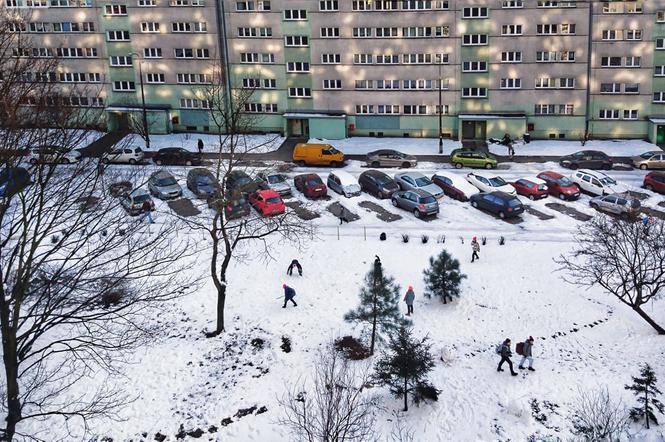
[498,211,506,219]
[558,193,566,200]
[528,194,535,201]
[102,158,110,164]
[371,161,380,168]
[471,200,478,208]
[391,199,398,207]
[330,161,339,168]
[60,158,70,164]
[402,162,411,169]
[455,163,463,169]
[297,160,305,167]
[640,164,648,170]
[485,163,493,169]
[602,163,612,171]
[129,158,136,165]
[186,160,193,166]
[590,202,598,210]
[569,164,578,170]
[646,184,654,191]
[29,158,37,164]
[413,209,421,218]
[377,190,384,199]
[155,159,162,165]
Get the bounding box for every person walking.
[197,138,204,154]
[339,206,349,224]
[497,338,518,376]
[282,283,297,308]
[403,286,415,316]
[142,199,154,224]
[471,236,480,262]
[518,336,535,371]
[287,259,303,276]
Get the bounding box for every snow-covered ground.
[309,136,463,155]
[18,160,665,441]
[488,139,660,157]
[124,133,284,154]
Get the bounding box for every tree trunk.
[645,390,650,429]
[1,317,21,440]
[370,314,376,356]
[215,283,227,335]
[403,377,408,412]
[633,306,665,335]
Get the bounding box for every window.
[654,92,665,103]
[180,99,211,109]
[535,78,553,89]
[462,87,487,98]
[462,34,488,45]
[171,0,205,6]
[59,72,99,83]
[113,80,135,91]
[321,54,341,64]
[286,61,310,72]
[537,24,558,34]
[559,78,575,88]
[375,0,399,10]
[355,80,374,89]
[535,104,574,115]
[144,48,162,58]
[355,105,374,114]
[146,73,165,83]
[625,30,642,40]
[501,51,522,63]
[625,56,641,67]
[141,22,160,33]
[179,73,212,84]
[138,0,156,5]
[502,0,523,8]
[403,79,432,89]
[377,105,399,114]
[560,23,575,34]
[601,56,622,67]
[284,35,308,46]
[538,1,575,7]
[322,79,342,89]
[238,27,272,37]
[377,54,400,64]
[435,104,450,114]
[236,0,270,11]
[353,27,372,38]
[500,78,521,89]
[56,48,97,58]
[658,11,665,22]
[104,4,127,14]
[600,83,620,93]
[655,66,665,77]
[403,105,427,115]
[599,109,620,120]
[462,7,488,18]
[319,0,337,11]
[602,30,621,40]
[376,27,399,37]
[501,24,522,35]
[402,0,433,10]
[353,54,373,64]
[623,110,638,120]
[320,27,340,38]
[288,87,311,98]
[284,9,306,20]
[109,55,132,66]
[462,61,487,72]
[402,53,432,64]
[537,51,575,62]
[352,0,371,10]
[175,48,210,59]
[107,30,130,41]
[240,53,274,63]
[625,83,639,94]
[626,3,641,13]
[402,26,449,38]
[172,22,207,33]
[657,39,665,50]
[376,80,400,89]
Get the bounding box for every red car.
[510,177,549,200]
[644,172,665,194]
[294,173,327,199]
[248,189,285,216]
[536,171,581,200]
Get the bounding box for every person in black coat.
[497,338,518,376]
[282,284,297,308]
[197,138,204,153]
[287,259,302,276]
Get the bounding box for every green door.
[657,126,665,143]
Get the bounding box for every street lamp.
[438,61,443,154]
[128,51,150,149]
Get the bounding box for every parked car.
[365,149,417,168]
[292,143,345,167]
[152,148,202,166]
[510,177,549,200]
[559,150,613,170]
[470,191,524,219]
[256,171,292,196]
[148,170,182,199]
[631,151,665,170]
[358,170,400,199]
[119,188,154,215]
[248,189,286,216]
[0,167,31,197]
[102,147,144,164]
[643,171,665,194]
[450,149,497,169]
[207,191,251,219]
[393,172,444,198]
[327,170,361,197]
[589,194,641,217]
[27,145,81,164]
[226,170,264,194]
[294,173,327,198]
[187,168,219,198]
[391,189,439,218]
[431,172,479,201]
[466,172,516,195]
[536,171,581,200]
[570,169,627,196]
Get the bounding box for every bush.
[421,235,429,244]
[280,336,292,353]
[571,386,629,441]
[380,232,387,241]
[412,383,440,405]
[334,335,371,360]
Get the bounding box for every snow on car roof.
[330,170,359,185]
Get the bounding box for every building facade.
[5,0,665,142]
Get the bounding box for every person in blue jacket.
[282,283,297,308]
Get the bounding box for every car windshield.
[132,193,151,203]
[374,175,392,185]
[556,177,573,186]
[507,198,521,207]
[231,197,246,206]
[326,147,339,154]
[235,177,252,186]
[640,152,655,159]
[420,196,436,204]
[306,178,322,186]
[537,184,547,191]
[599,176,616,185]
[156,176,177,186]
[266,197,281,204]
[267,175,285,184]
[197,176,213,185]
[489,177,507,186]
[414,177,432,186]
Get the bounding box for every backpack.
[495,344,502,354]
[515,342,524,356]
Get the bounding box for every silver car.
[256,171,292,196]
[148,170,182,199]
[366,149,418,168]
[391,189,439,218]
[589,194,641,216]
[632,151,665,170]
[394,172,444,198]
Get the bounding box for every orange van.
[292,143,345,167]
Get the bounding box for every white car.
[27,145,81,164]
[465,172,516,195]
[102,147,144,164]
[569,169,628,196]
[327,170,361,197]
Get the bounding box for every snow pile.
[489,139,660,157]
[309,137,463,155]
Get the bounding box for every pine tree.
[373,326,438,412]
[344,261,410,355]
[625,363,664,429]
[423,250,466,304]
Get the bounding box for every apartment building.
[4,0,665,142]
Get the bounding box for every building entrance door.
[657,125,665,144]
[462,121,475,139]
[288,119,309,137]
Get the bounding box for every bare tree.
[557,215,665,334]
[184,65,314,336]
[570,386,630,441]
[389,411,415,442]
[0,12,197,440]
[278,343,378,442]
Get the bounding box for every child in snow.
[518,336,535,371]
[497,338,518,376]
[404,286,415,316]
[282,283,297,308]
[471,237,480,262]
[287,259,303,276]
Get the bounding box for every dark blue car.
[470,191,524,219]
[0,167,31,198]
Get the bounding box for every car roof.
[362,169,391,178]
[538,170,563,179]
[329,170,357,184]
[130,188,150,196]
[577,169,609,178]
[295,173,321,179]
[367,149,395,155]
[408,188,434,197]
[469,172,500,180]
[229,170,251,177]
[189,167,214,177]
[489,191,518,200]
[396,171,425,179]
[647,171,665,177]
[256,188,280,197]
[518,176,546,185]
[151,170,174,179]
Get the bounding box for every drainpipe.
[584,0,594,142]
[214,0,232,133]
